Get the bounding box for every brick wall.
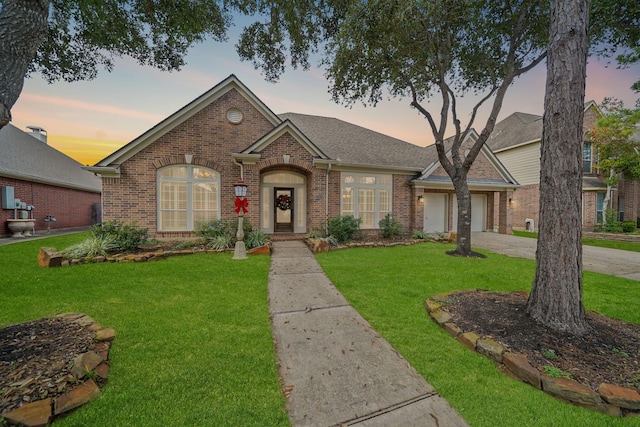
[1,177,100,237]
[102,88,275,238]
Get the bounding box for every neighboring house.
[1,124,102,237]
[488,102,640,231]
[85,75,517,239]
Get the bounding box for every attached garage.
[423,193,487,233]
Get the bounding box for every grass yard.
[316,242,640,427]
[513,230,640,252]
[0,233,289,426]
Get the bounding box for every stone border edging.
[425,290,640,418]
[304,237,445,253]
[38,243,272,268]
[1,313,115,426]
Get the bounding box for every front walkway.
[268,240,468,426]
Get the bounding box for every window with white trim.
[341,173,392,228]
[158,165,220,231]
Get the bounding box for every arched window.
[158,165,220,231]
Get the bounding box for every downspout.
[325,162,332,235]
[233,158,244,180]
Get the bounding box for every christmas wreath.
[276,194,291,211]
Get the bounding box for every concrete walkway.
[471,232,640,282]
[268,241,468,427]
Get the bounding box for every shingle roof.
[486,112,543,152]
[279,113,431,170]
[0,124,101,192]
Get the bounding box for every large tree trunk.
[526,0,590,335]
[0,0,50,129]
[450,175,474,256]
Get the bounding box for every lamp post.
[233,179,248,260]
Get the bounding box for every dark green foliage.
[91,220,148,253]
[602,209,621,232]
[195,218,254,249]
[245,230,270,249]
[621,221,636,233]
[378,214,401,238]
[327,215,362,243]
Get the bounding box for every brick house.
[488,101,640,231]
[85,75,517,239]
[1,124,102,237]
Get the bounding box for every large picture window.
[341,173,392,228]
[158,165,219,231]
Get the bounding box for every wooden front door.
[274,188,294,232]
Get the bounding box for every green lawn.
[316,242,640,427]
[3,234,639,426]
[513,230,640,252]
[0,233,289,426]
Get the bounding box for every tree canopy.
[0,0,230,127]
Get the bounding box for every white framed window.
[340,173,393,229]
[158,165,220,231]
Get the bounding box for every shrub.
[621,221,636,233]
[207,235,234,250]
[412,230,430,240]
[327,215,362,243]
[245,230,270,249]
[378,213,401,238]
[63,235,118,259]
[92,220,148,253]
[602,208,621,232]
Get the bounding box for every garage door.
[423,193,448,233]
[452,194,486,232]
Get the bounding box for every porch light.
[234,180,247,198]
[418,195,424,203]
[233,179,248,260]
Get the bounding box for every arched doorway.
[261,170,307,234]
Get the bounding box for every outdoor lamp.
[233,179,248,260]
[234,180,247,198]
[418,195,424,203]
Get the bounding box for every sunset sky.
[10,32,640,166]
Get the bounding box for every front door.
[274,188,294,232]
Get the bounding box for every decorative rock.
[92,256,106,263]
[93,341,111,360]
[476,338,504,363]
[424,298,442,312]
[429,310,451,325]
[542,376,601,407]
[1,398,52,427]
[599,383,640,410]
[249,243,272,255]
[75,315,96,326]
[456,332,479,351]
[54,380,100,416]
[442,322,462,337]
[38,247,63,268]
[503,353,541,389]
[71,351,104,378]
[94,363,110,379]
[95,328,116,341]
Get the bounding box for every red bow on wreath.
[234,197,248,214]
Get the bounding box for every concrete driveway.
[472,232,640,282]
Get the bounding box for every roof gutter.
[82,165,121,178]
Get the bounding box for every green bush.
[195,218,254,249]
[621,221,636,233]
[412,230,430,240]
[91,220,148,252]
[327,215,362,243]
[378,213,401,238]
[245,230,270,249]
[602,208,621,233]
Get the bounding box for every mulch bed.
[444,290,640,392]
